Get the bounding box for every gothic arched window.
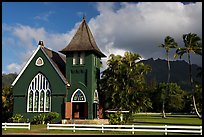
[27,73,51,112]
[71,89,86,102]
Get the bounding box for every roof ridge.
[60,18,106,57]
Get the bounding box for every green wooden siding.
[12,48,67,121]
[66,51,100,119]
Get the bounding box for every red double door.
[65,102,88,119]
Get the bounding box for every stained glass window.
[72,89,85,102]
[34,91,39,111]
[40,91,44,111]
[46,91,50,111]
[27,73,51,112]
[29,91,33,111]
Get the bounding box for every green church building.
[11,18,106,121]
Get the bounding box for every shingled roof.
[41,46,68,85]
[60,18,106,57]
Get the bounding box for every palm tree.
[174,33,202,118]
[159,36,178,118]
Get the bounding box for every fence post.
[47,123,49,130]
[200,126,202,135]
[28,123,30,130]
[73,123,75,133]
[132,124,134,134]
[102,124,104,133]
[4,122,7,131]
[164,125,167,135]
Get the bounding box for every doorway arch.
[71,89,88,119]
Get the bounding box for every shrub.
[8,114,24,123]
[45,112,59,124]
[31,112,60,124]
[108,111,124,125]
[31,114,47,124]
[24,118,30,123]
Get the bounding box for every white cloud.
[34,11,55,21]
[88,2,202,66]
[7,63,23,74]
[3,2,202,73]
[3,22,79,73]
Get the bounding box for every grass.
[130,114,202,126]
[2,114,202,135]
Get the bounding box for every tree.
[174,33,202,118]
[152,82,185,113]
[159,36,178,118]
[2,86,13,122]
[99,52,152,118]
[2,73,17,122]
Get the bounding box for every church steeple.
[60,18,106,57]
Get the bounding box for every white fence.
[47,123,202,135]
[2,123,30,130]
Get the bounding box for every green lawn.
[130,114,202,126]
[2,114,202,135]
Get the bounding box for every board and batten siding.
[12,47,67,121]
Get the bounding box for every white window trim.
[73,52,78,65]
[27,73,51,112]
[80,52,85,65]
[94,90,99,103]
[35,57,44,66]
[71,88,86,102]
[12,45,68,87]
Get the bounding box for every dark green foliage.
[151,82,185,113]
[45,112,60,124]
[140,58,201,92]
[8,114,24,123]
[2,73,17,122]
[99,52,152,118]
[2,73,17,88]
[108,111,123,125]
[32,114,47,124]
[174,33,202,118]
[31,112,60,124]
[2,86,13,122]
[194,83,202,114]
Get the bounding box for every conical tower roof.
[60,18,106,57]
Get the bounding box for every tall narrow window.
[40,92,44,111]
[73,52,78,65]
[27,73,51,112]
[94,90,99,103]
[34,91,39,111]
[46,90,51,111]
[29,91,33,111]
[80,52,85,65]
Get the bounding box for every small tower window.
[80,52,85,65]
[73,52,78,65]
[94,90,99,103]
[35,57,44,66]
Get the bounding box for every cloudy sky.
[2,2,202,74]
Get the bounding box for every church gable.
[12,43,67,96]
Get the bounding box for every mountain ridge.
[139,58,202,92]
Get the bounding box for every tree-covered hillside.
[140,58,202,92]
[2,73,18,88]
